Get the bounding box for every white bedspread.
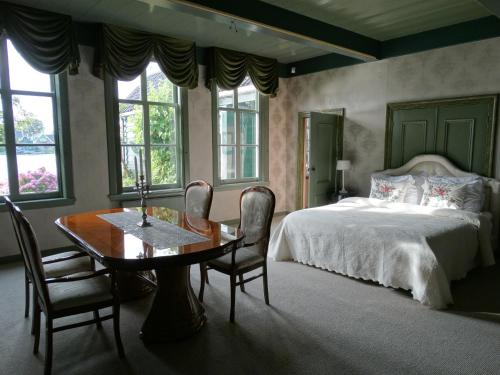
[269,197,495,308]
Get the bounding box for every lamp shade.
[336,160,351,171]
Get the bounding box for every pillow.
[420,176,484,212]
[369,174,413,202]
[403,173,427,205]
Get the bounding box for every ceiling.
[12,0,327,63]
[11,0,497,64]
[261,0,490,41]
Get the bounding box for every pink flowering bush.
[18,167,58,193]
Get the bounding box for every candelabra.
[135,174,152,227]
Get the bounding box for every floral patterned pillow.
[420,178,467,210]
[369,174,413,202]
[421,176,484,212]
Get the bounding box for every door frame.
[296,108,345,210]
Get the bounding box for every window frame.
[211,81,269,189]
[104,70,190,201]
[0,38,74,209]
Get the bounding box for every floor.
[1,255,500,375]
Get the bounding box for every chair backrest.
[185,180,213,220]
[4,196,33,277]
[239,186,275,257]
[8,200,50,312]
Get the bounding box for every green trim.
[0,197,75,211]
[104,71,189,198]
[108,189,184,202]
[0,245,79,265]
[211,82,269,187]
[285,16,500,77]
[0,38,74,207]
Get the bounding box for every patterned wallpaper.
[277,36,500,212]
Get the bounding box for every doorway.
[296,109,344,209]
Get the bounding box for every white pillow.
[420,176,484,212]
[403,173,427,205]
[369,174,413,203]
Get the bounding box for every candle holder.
[135,174,152,227]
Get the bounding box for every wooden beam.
[476,0,500,18]
[139,0,379,62]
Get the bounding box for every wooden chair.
[4,197,93,329]
[183,180,213,298]
[199,186,275,322]
[8,200,124,375]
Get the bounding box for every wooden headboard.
[384,95,497,177]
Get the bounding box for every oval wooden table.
[55,207,243,343]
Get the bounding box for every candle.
[139,149,143,177]
[134,156,138,184]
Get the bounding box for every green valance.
[0,1,80,74]
[93,24,198,89]
[206,47,279,97]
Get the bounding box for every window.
[106,61,188,198]
[0,39,72,205]
[213,77,268,187]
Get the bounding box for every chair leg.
[198,263,206,302]
[90,257,96,271]
[25,273,30,318]
[44,319,53,375]
[93,310,102,329]
[31,290,39,335]
[238,274,245,293]
[230,273,236,323]
[112,303,125,358]
[263,264,270,305]
[33,302,41,354]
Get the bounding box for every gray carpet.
[1,259,500,375]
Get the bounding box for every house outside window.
[105,61,188,199]
[0,39,73,206]
[213,77,268,187]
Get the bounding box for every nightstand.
[331,191,354,203]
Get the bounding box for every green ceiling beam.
[141,0,380,62]
[285,16,500,77]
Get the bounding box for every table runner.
[98,211,208,248]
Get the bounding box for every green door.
[308,112,339,207]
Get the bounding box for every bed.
[269,154,499,308]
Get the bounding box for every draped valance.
[0,1,80,74]
[93,24,198,89]
[206,47,279,97]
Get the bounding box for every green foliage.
[12,97,44,142]
[122,78,178,187]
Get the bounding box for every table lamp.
[336,160,351,194]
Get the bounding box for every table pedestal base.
[140,265,205,343]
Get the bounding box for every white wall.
[282,37,500,210]
[0,47,288,257]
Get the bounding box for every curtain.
[93,24,198,89]
[206,47,279,97]
[0,1,80,74]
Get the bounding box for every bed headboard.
[382,154,500,250]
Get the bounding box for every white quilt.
[269,197,495,308]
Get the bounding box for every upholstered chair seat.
[43,252,93,279]
[48,272,113,312]
[208,246,265,272]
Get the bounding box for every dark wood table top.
[55,207,243,271]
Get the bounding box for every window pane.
[151,146,177,185]
[121,146,144,188]
[218,88,234,108]
[0,147,8,195]
[0,100,4,144]
[240,146,258,178]
[237,78,257,110]
[17,146,58,194]
[7,40,51,93]
[13,95,55,144]
[240,112,258,145]
[219,110,236,144]
[118,76,141,100]
[150,105,175,144]
[146,62,174,103]
[220,146,236,180]
[119,104,143,144]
